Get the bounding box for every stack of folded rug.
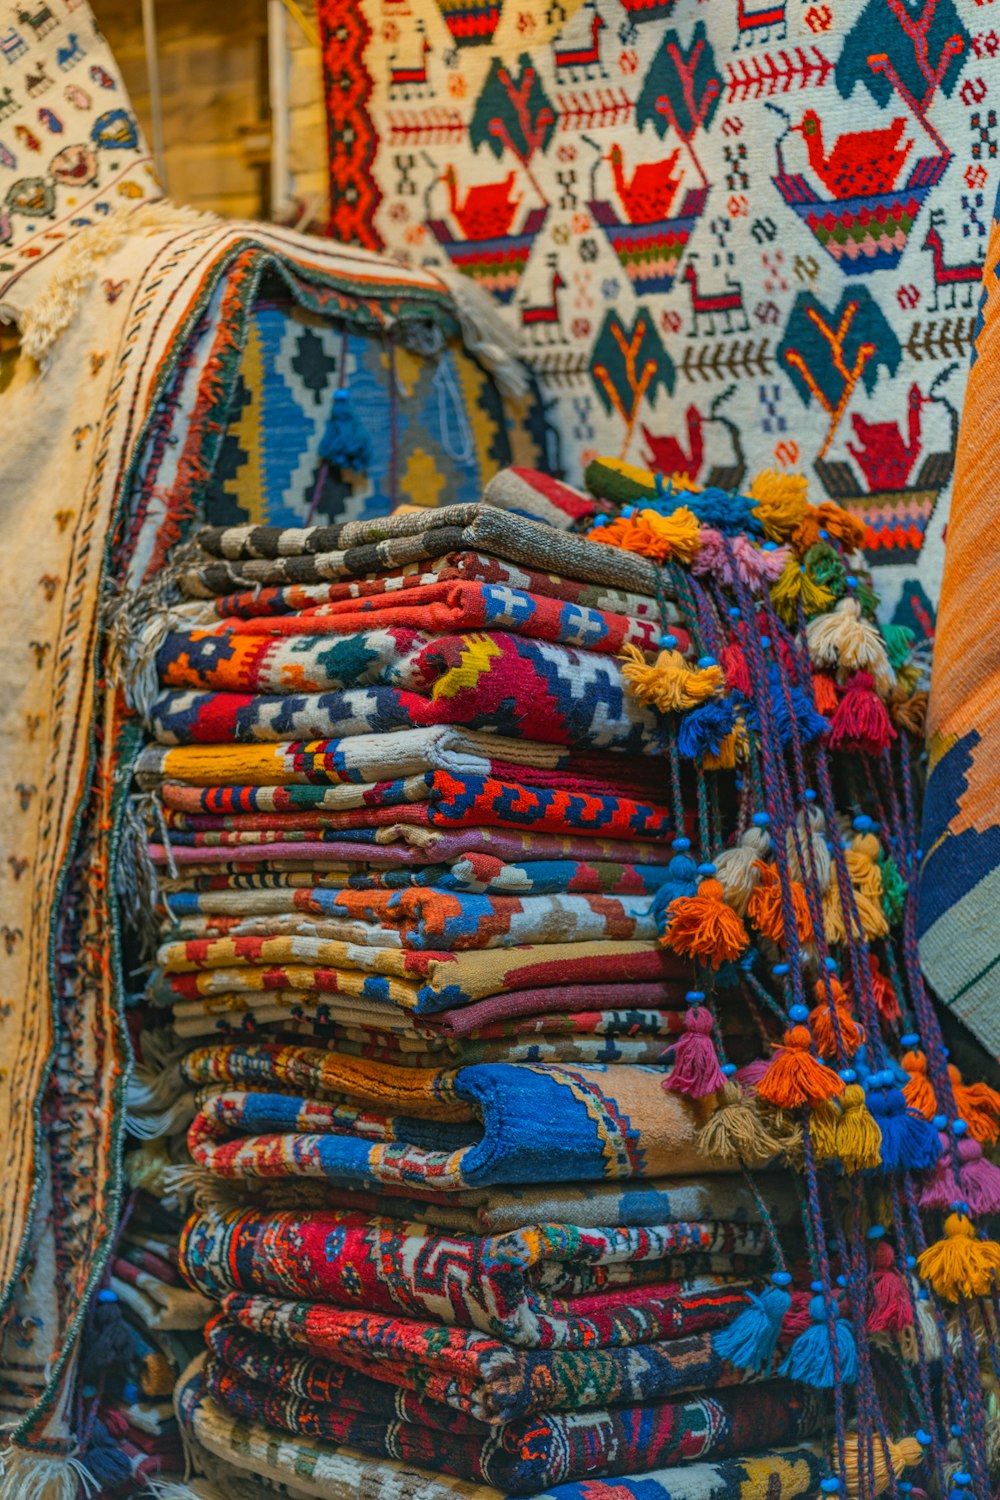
[116,465,1000,1500]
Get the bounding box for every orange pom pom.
[746,861,813,946]
[756,1026,846,1110]
[811,671,839,718]
[664,879,749,969]
[901,1051,937,1120]
[948,1064,1000,1146]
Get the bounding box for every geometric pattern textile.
[319,0,1000,634]
[918,179,1000,1058]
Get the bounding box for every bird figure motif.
[791,109,912,198]
[441,165,521,240]
[847,383,926,491]
[641,405,704,479]
[606,144,683,224]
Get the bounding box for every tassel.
[79,1289,134,1385]
[868,1242,914,1332]
[823,875,888,945]
[836,1083,882,1171]
[771,556,835,623]
[0,1446,100,1499]
[882,621,915,670]
[621,644,724,713]
[592,507,701,563]
[764,663,829,745]
[746,861,813,945]
[811,671,839,717]
[749,470,810,539]
[868,954,901,1024]
[917,1211,1000,1301]
[779,1294,858,1386]
[83,1419,133,1491]
[756,1026,845,1109]
[840,1434,924,1498]
[809,976,863,1060]
[879,854,908,925]
[958,1136,1000,1215]
[663,1003,726,1099]
[901,1050,937,1119]
[663,879,749,968]
[948,1064,1000,1146]
[652,853,700,936]
[806,597,894,693]
[696,1079,784,1166]
[918,1133,958,1211]
[735,1058,770,1090]
[714,1279,791,1373]
[318,387,372,470]
[809,1097,842,1162]
[720,643,751,697]
[676,697,736,760]
[827,671,897,755]
[804,540,847,598]
[866,1087,940,1172]
[714,825,771,915]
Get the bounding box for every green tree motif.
[635,21,722,188]
[470,56,556,201]
[778,288,902,457]
[590,310,674,459]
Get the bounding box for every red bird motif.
[606,144,682,224]
[442,165,521,240]
[847,384,926,491]
[642,406,705,479]
[791,109,913,198]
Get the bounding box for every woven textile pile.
[118,460,1000,1500]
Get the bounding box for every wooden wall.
[96,0,328,224]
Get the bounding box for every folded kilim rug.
[103,457,1000,1500]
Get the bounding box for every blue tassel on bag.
[714,1278,791,1373]
[319,387,372,472]
[779,1295,858,1387]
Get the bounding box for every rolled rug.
[178,1205,769,1344]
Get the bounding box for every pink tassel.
[868,1242,913,1332]
[663,1006,726,1099]
[729,534,789,586]
[721,643,751,697]
[918,1133,958,1211]
[691,529,727,578]
[957,1136,1000,1215]
[735,1058,770,1090]
[827,671,897,755]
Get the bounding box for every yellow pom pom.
[749,470,810,539]
[770,556,835,624]
[836,1084,882,1172]
[620,644,724,713]
[917,1212,1000,1301]
[840,1434,924,1498]
[637,505,702,564]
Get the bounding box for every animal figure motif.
[389,32,431,97]
[63,83,90,109]
[553,7,605,81]
[16,4,57,38]
[441,164,520,239]
[922,210,981,312]
[0,87,16,122]
[847,383,926,491]
[24,62,52,97]
[606,144,682,224]
[15,782,36,809]
[736,0,786,46]
[57,32,85,71]
[642,404,704,478]
[682,257,749,336]
[791,109,912,198]
[38,106,62,132]
[14,123,39,151]
[521,263,565,343]
[0,28,27,65]
[89,64,115,89]
[50,142,96,184]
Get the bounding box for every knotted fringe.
[0,1446,99,1500]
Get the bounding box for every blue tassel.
[677,697,736,760]
[318,388,372,471]
[866,1086,940,1173]
[779,1295,857,1387]
[683,486,763,537]
[714,1283,790,1373]
[763,663,828,745]
[84,1420,133,1488]
[80,1289,133,1385]
[652,854,699,935]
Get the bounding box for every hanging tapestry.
[318,0,1000,635]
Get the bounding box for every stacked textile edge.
[115,462,1000,1500]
